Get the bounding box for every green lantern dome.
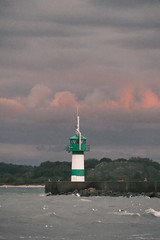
[66,134,89,154]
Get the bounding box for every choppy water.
[0,187,160,240]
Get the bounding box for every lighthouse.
[66,112,90,182]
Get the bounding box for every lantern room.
[66,134,90,153]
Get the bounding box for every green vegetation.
[0,157,160,185]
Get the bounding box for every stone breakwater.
[45,181,160,197]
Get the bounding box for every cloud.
[108,29,160,52]
[0,143,68,165]
[119,85,160,111]
[27,84,52,108]
[90,0,160,9]
[1,83,160,124]
[81,84,160,114]
[0,97,24,117]
[52,91,77,108]
[0,1,160,163]
[119,85,135,110]
[139,87,160,109]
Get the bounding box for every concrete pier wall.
[45,181,160,195]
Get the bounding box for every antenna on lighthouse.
[76,106,79,132]
[76,106,81,150]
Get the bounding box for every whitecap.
[145,196,150,199]
[92,208,98,212]
[39,194,46,197]
[80,198,91,202]
[96,220,102,223]
[121,211,140,217]
[49,212,57,216]
[113,209,140,216]
[145,208,160,217]
[43,205,48,210]
[120,211,140,216]
[75,193,80,197]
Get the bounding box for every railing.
[85,145,90,151]
[66,145,71,152]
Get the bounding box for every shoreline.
[0,184,45,188]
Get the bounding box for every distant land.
[0,157,160,185]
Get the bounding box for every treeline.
[0,157,160,185]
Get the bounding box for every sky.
[0,0,160,165]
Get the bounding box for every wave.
[112,209,140,216]
[145,208,160,217]
[80,198,92,202]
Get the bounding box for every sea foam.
[145,208,160,217]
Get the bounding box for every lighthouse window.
[71,140,78,144]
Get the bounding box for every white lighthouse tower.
[66,111,90,182]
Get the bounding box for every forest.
[0,157,160,185]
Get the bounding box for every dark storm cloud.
[38,8,160,33]
[36,144,64,153]
[90,0,160,8]
[0,0,13,8]
[0,27,76,39]
[108,32,160,50]
[42,0,160,32]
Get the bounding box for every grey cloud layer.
[0,0,160,164]
[1,0,159,74]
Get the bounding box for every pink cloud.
[52,91,77,108]
[27,84,52,108]
[1,83,160,125]
[139,87,160,109]
[92,85,160,113]
[0,98,24,117]
[119,86,135,110]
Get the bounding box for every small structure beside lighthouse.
[66,112,90,182]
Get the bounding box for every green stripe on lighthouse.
[71,169,84,176]
[72,151,84,155]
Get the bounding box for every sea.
[0,187,160,240]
